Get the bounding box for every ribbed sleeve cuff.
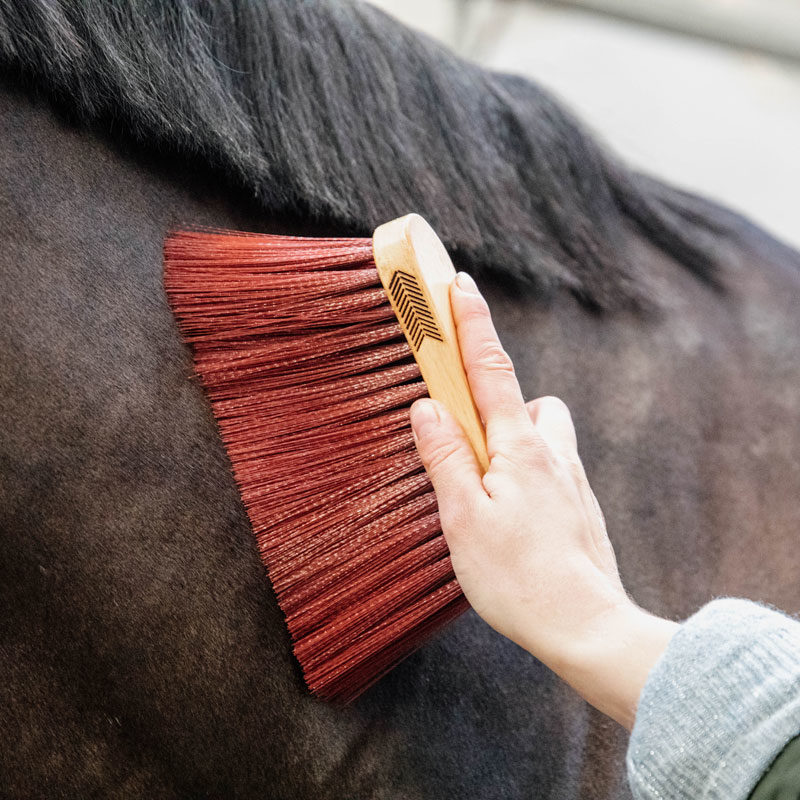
[627,598,800,800]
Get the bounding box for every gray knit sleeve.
[627,598,800,800]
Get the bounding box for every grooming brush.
[164,214,488,702]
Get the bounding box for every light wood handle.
[373,214,490,474]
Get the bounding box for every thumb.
[410,399,484,516]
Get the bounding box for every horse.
[1,1,798,797]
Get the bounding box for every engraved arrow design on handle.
[387,269,444,351]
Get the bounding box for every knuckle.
[493,436,552,474]
[490,426,550,469]
[423,437,464,476]
[519,439,555,471]
[472,342,515,375]
[505,427,545,458]
[539,395,570,413]
[563,456,586,484]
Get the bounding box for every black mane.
[0,0,732,307]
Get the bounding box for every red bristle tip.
[163,228,466,703]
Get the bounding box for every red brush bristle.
[163,229,468,703]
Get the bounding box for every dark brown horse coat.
[1,2,799,798]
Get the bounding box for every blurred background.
[368,0,800,250]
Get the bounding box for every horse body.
[1,3,799,798]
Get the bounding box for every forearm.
[531,601,679,730]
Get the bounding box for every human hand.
[409,272,678,729]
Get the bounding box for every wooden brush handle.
[373,214,490,474]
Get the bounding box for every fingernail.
[455,271,479,294]
[410,399,440,441]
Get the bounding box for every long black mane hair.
[0,0,737,307]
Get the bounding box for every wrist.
[551,602,680,730]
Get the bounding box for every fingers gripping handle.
[373,214,490,473]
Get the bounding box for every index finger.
[450,272,533,457]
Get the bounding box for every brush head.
[164,223,470,703]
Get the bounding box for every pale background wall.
[368,0,800,250]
